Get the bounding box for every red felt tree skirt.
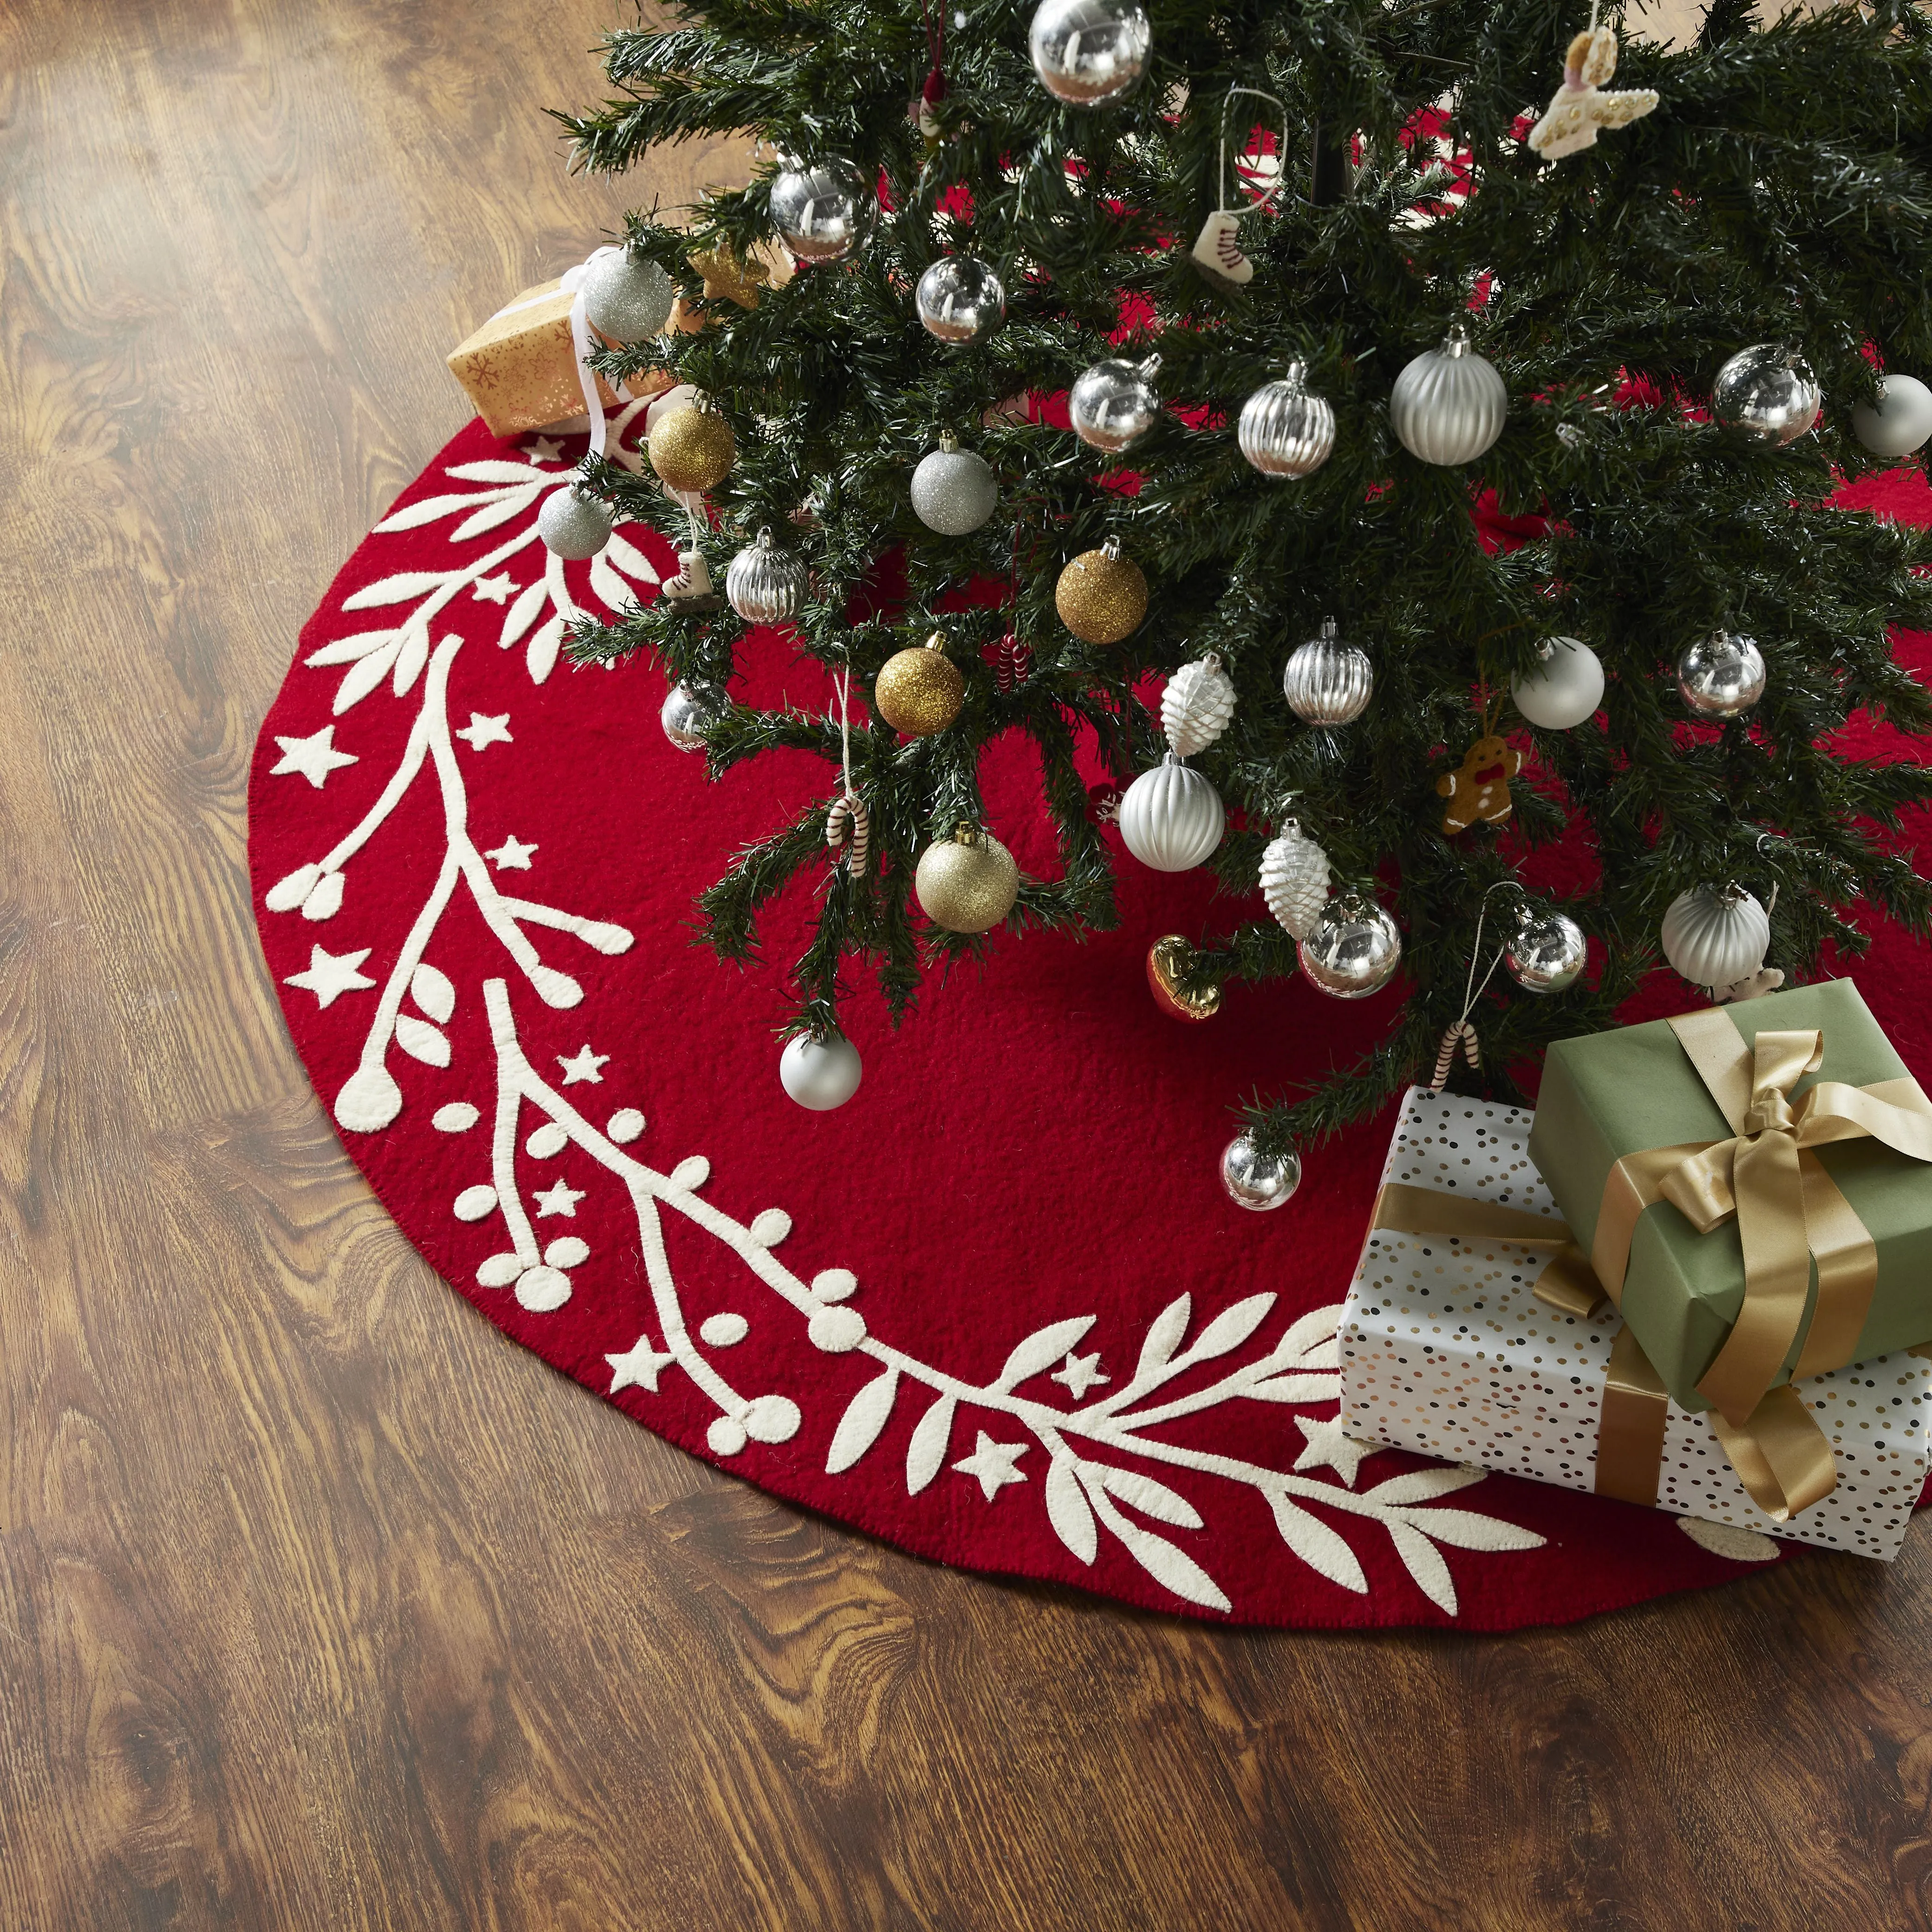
[248,411,1932,1629]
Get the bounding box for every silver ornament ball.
[1853,373,1932,460]
[1511,636,1604,731]
[1116,754,1224,872]
[915,257,1006,345]
[1028,0,1151,105]
[580,249,676,343]
[1661,885,1770,992]
[1237,362,1336,479]
[1506,908,1587,994]
[537,484,614,560]
[910,435,998,535]
[1677,630,1765,719]
[1283,617,1373,726]
[1389,328,1508,467]
[1220,1131,1302,1212]
[1711,342,1821,448]
[725,528,809,624]
[1297,894,1403,1000]
[778,1034,863,1111]
[769,155,878,263]
[1070,354,1161,453]
[660,680,726,751]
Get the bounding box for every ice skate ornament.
[1527,18,1659,163]
[1190,86,1288,290]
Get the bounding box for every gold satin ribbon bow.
[1541,1008,1932,1519]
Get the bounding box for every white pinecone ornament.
[1161,653,1236,757]
[1259,822,1331,939]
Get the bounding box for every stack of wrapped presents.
[1340,981,1932,1559]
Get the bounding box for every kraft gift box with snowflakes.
[1337,1089,1932,1560]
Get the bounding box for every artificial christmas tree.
[554,0,1932,1167]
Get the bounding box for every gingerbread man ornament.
[1437,734,1521,834]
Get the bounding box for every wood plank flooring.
[0,1,1926,1925]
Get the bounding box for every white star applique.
[484,835,537,870]
[556,1045,609,1085]
[1051,1351,1109,1400]
[525,436,566,463]
[532,1179,585,1218]
[1292,1416,1381,1488]
[606,1336,676,1394]
[471,573,517,606]
[455,712,513,751]
[270,725,359,790]
[284,943,377,1010]
[953,1431,1029,1501]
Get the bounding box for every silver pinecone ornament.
[1161,653,1235,757]
[1258,822,1330,940]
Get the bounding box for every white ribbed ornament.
[1389,327,1508,466]
[1237,362,1336,479]
[1116,754,1224,872]
[1258,823,1330,939]
[1161,654,1235,757]
[1660,887,1770,991]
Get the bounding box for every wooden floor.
[3,1,1929,1926]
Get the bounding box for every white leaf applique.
[1045,1457,1098,1563]
[1134,1295,1192,1377]
[394,1015,451,1068]
[605,530,661,584]
[332,635,405,714]
[411,964,456,1025]
[1186,1292,1277,1363]
[1095,1466,1201,1530]
[906,1393,956,1495]
[343,571,455,609]
[994,1316,1099,1392]
[306,629,398,668]
[527,615,565,685]
[826,1368,900,1474]
[499,578,548,650]
[452,492,542,543]
[1269,1497,1368,1595]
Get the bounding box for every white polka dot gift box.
[1338,1088,1932,1560]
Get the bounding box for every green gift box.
[1528,979,1932,1417]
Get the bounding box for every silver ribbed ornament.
[1028,0,1151,105]
[1389,327,1508,466]
[660,680,726,751]
[1297,894,1402,1000]
[1220,1131,1302,1212]
[537,484,614,559]
[910,433,998,535]
[1070,353,1161,453]
[1711,343,1821,448]
[1258,822,1330,940]
[1661,885,1769,992]
[1505,907,1587,994]
[579,249,676,343]
[725,528,808,624]
[1237,362,1336,479]
[1283,618,1372,726]
[1160,654,1235,757]
[768,155,878,263]
[1677,630,1765,718]
[1116,753,1224,872]
[915,257,1006,345]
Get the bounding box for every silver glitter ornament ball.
[915,257,1006,345]
[537,484,614,559]
[1220,1130,1302,1212]
[1389,328,1508,466]
[1711,343,1821,448]
[1677,630,1765,719]
[1283,617,1373,726]
[1070,354,1161,453]
[910,433,998,535]
[1029,0,1151,105]
[1853,373,1932,460]
[769,155,878,263]
[580,249,676,343]
[660,680,727,751]
[1298,894,1402,1000]
[1506,908,1587,994]
[725,528,809,624]
[1237,362,1336,479]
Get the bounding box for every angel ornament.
[1527,19,1659,163]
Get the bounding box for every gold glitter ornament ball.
[647,402,736,493]
[874,630,966,736]
[1055,538,1148,645]
[915,825,1021,933]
